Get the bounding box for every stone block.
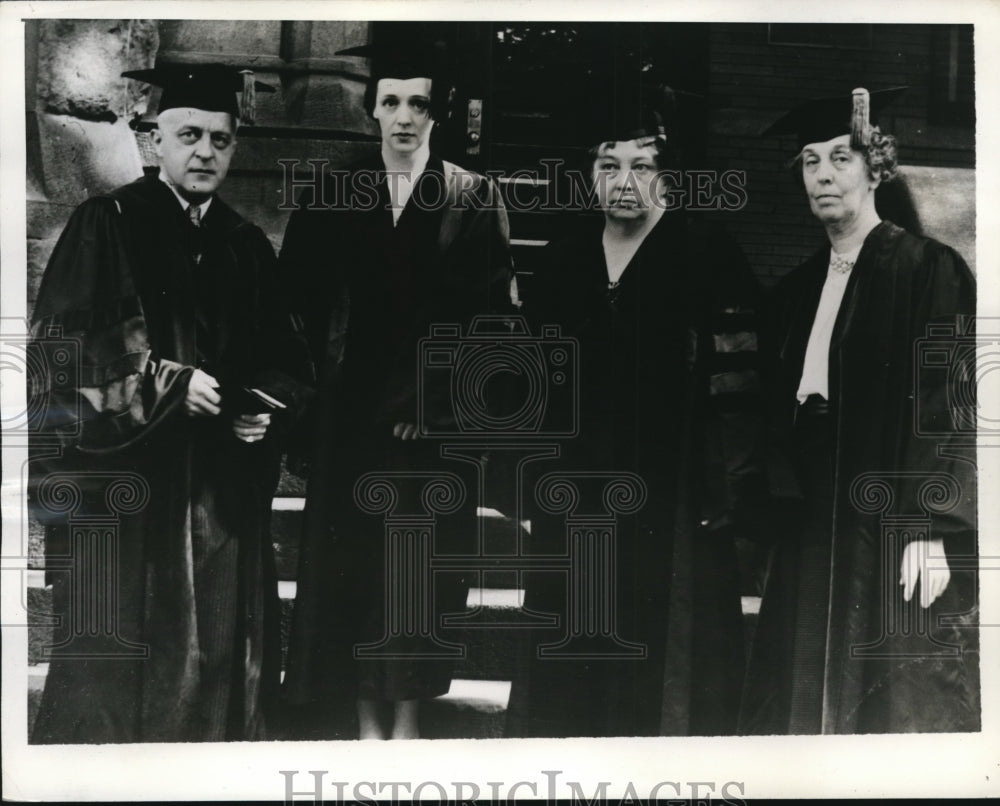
[27,585,54,665]
[281,21,371,63]
[35,113,143,206]
[277,459,307,497]
[284,73,374,133]
[878,165,976,274]
[158,20,282,61]
[217,139,378,244]
[26,199,77,241]
[27,234,61,311]
[28,516,46,568]
[28,666,46,739]
[37,20,158,122]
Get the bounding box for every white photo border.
[2,0,998,801]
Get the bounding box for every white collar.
[158,171,213,218]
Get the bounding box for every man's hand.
[900,538,951,609]
[392,422,420,441]
[185,369,221,417]
[233,413,271,443]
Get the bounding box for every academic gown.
[740,220,980,735]
[504,212,765,737]
[278,153,514,739]
[28,174,313,743]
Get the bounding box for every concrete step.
[420,679,511,739]
[275,581,527,680]
[27,589,762,741]
[27,572,763,675]
[271,500,528,583]
[27,574,528,678]
[27,663,47,738]
[27,662,507,741]
[29,578,759,689]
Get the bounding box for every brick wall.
[703,23,975,286]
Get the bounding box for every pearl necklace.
[830,252,856,274]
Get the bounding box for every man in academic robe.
[29,64,312,743]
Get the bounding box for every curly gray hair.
[790,128,898,186]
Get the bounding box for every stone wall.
[26,19,158,310]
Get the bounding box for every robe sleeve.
[274,187,346,473]
[906,239,977,563]
[239,223,316,427]
[29,196,193,453]
[276,192,346,378]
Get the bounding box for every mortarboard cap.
[539,40,704,154]
[581,81,704,148]
[336,39,453,118]
[121,63,275,124]
[337,39,451,83]
[762,86,907,150]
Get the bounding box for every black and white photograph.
[2,1,997,800]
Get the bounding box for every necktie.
[186,204,204,265]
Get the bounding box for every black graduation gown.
[29,174,312,743]
[504,212,765,737]
[741,220,980,735]
[278,154,514,738]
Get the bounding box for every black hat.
[121,63,275,124]
[336,39,453,118]
[762,86,907,150]
[337,39,451,83]
[582,81,704,147]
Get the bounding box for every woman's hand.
[233,412,272,443]
[900,538,951,609]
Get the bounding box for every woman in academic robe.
[740,88,980,735]
[504,84,765,738]
[278,38,514,740]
